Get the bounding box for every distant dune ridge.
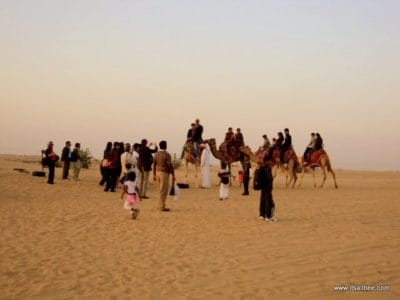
[0,155,399,299]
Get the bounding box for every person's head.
[66,141,71,147]
[191,123,196,129]
[141,139,148,146]
[237,128,241,132]
[221,162,227,169]
[195,119,200,124]
[316,133,321,138]
[113,141,120,149]
[75,143,80,149]
[125,143,131,152]
[159,140,167,150]
[126,172,136,182]
[284,128,289,133]
[311,132,315,137]
[106,142,112,151]
[278,132,284,139]
[228,127,233,132]
[133,143,141,151]
[262,134,267,139]
[48,141,54,149]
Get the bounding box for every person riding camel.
[266,132,283,161]
[303,132,316,163]
[222,127,235,152]
[280,128,292,164]
[307,132,323,164]
[234,128,244,148]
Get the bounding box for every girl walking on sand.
[121,172,141,219]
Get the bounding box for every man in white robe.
[200,143,212,188]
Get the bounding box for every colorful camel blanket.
[309,149,326,167]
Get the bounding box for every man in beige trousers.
[153,140,175,211]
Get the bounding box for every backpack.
[253,167,262,190]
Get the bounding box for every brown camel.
[208,138,244,182]
[183,140,199,180]
[298,149,338,188]
[240,145,299,188]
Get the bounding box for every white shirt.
[124,180,137,194]
[121,152,137,174]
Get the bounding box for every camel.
[298,149,338,188]
[208,138,244,181]
[241,146,299,189]
[182,140,199,180]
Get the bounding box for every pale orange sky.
[1,1,399,170]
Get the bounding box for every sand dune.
[0,155,399,299]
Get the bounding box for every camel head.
[240,145,251,155]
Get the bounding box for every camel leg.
[291,163,297,189]
[327,162,338,188]
[228,163,233,186]
[312,167,317,188]
[286,161,297,189]
[298,166,305,187]
[185,160,189,179]
[320,165,327,188]
[285,163,291,188]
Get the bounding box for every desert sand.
[0,154,399,299]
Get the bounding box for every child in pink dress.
[121,172,141,219]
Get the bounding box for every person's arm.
[150,145,158,154]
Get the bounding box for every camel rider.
[266,132,283,160]
[303,132,316,163]
[314,133,323,150]
[193,119,203,156]
[308,133,323,162]
[234,128,244,147]
[181,124,196,159]
[280,128,292,163]
[222,127,234,152]
[187,123,196,139]
[262,134,271,151]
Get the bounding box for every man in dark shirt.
[258,157,276,221]
[61,141,71,179]
[281,128,292,163]
[138,139,158,199]
[193,119,203,156]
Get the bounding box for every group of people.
[258,129,325,165]
[43,124,330,223]
[43,141,82,184]
[99,139,175,218]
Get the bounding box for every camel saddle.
[308,149,326,167]
[219,142,242,162]
[283,149,298,165]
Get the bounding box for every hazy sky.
[1,0,399,170]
